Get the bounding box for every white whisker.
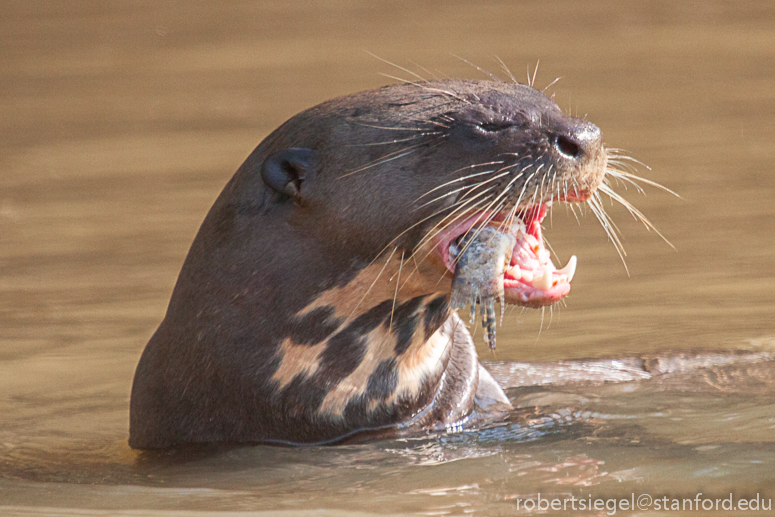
[542,76,562,93]
[493,55,518,84]
[338,138,444,179]
[389,251,405,330]
[598,184,676,249]
[349,245,398,320]
[451,54,502,82]
[414,161,506,201]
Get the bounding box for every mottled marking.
[318,300,392,383]
[276,299,395,418]
[317,296,453,418]
[394,316,418,356]
[288,306,343,345]
[389,295,426,355]
[387,313,459,406]
[297,260,402,319]
[423,294,451,341]
[298,251,449,325]
[287,287,451,421]
[366,398,381,413]
[365,358,398,400]
[271,338,328,390]
[318,320,398,416]
[279,373,328,419]
[338,358,402,426]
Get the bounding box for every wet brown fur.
[129,79,605,448]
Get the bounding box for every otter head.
[129,79,610,448]
[251,80,606,310]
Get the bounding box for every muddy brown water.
[1,1,774,516]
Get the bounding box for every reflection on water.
[1,0,774,515]
[3,363,775,515]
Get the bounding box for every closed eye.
[477,121,516,132]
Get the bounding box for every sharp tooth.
[524,233,540,250]
[511,220,527,235]
[521,270,533,282]
[506,265,522,280]
[530,267,552,291]
[533,265,553,290]
[557,255,577,281]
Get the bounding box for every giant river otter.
[129,79,608,448]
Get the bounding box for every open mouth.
[434,204,577,307]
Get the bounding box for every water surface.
[1,1,774,515]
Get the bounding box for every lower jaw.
[503,281,571,308]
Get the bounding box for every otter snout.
[553,118,606,202]
[554,120,602,161]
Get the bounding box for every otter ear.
[261,148,316,201]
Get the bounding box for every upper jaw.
[432,204,577,308]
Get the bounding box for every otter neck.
[297,245,451,317]
[282,251,457,422]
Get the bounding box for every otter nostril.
[554,135,581,159]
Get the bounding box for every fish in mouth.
[437,203,578,349]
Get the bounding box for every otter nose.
[553,121,602,160]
